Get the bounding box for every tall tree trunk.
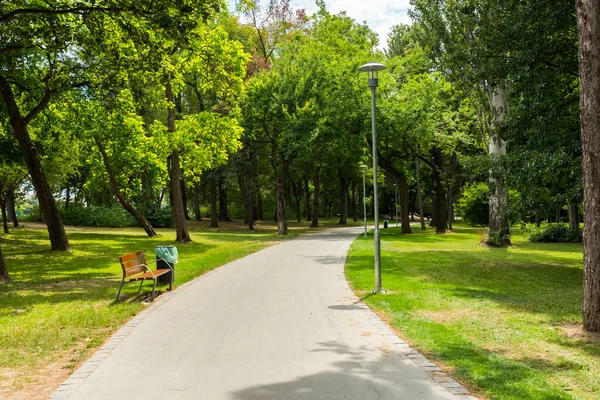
[181,175,191,220]
[193,183,202,221]
[535,207,542,227]
[0,241,9,282]
[448,183,454,231]
[415,156,426,230]
[352,182,358,222]
[1,199,8,234]
[578,0,600,331]
[289,175,302,223]
[218,177,231,222]
[210,176,219,228]
[304,176,311,222]
[65,186,71,209]
[488,87,510,240]
[276,163,288,235]
[398,175,412,234]
[569,202,579,230]
[338,168,348,225]
[6,185,18,227]
[431,147,447,233]
[359,183,364,219]
[556,203,562,223]
[95,139,157,237]
[311,167,321,228]
[410,189,415,221]
[141,172,152,217]
[256,179,263,221]
[0,77,70,251]
[240,166,249,224]
[381,162,412,234]
[245,155,254,231]
[165,82,191,243]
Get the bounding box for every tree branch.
[0,75,22,120]
[0,6,137,23]
[24,74,52,123]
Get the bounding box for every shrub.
[527,223,582,243]
[18,204,44,222]
[456,183,489,226]
[457,183,523,226]
[143,206,173,228]
[60,205,135,227]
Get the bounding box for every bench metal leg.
[151,278,157,301]
[116,279,125,302]
[138,280,144,293]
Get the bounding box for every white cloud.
[289,0,412,48]
[228,0,412,49]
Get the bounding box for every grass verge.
[345,224,599,400]
[0,218,355,399]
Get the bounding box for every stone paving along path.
[51,226,477,400]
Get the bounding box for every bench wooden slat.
[116,251,173,302]
[128,269,171,281]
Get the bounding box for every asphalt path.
[51,226,474,400]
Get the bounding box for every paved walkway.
[51,227,476,400]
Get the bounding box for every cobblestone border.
[336,231,479,400]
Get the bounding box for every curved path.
[51,226,476,400]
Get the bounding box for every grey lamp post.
[359,61,386,293]
[360,164,367,237]
[394,183,398,227]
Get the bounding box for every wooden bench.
[116,252,173,302]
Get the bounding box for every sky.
[229,0,413,49]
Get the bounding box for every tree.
[0,0,222,250]
[411,0,512,239]
[577,0,600,331]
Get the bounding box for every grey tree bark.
[338,168,348,225]
[276,164,288,235]
[488,87,510,240]
[431,147,447,233]
[415,156,426,230]
[6,186,18,227]
[568,203,580,230]
[577,0,600,331]
[311,167,321,228]
[193,183,202,221]
[304,176,311,222]
[245,155,254,231]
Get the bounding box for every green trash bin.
[155,245,178,284]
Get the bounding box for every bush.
[18,204,44,222]
[60,205,136,227]
[526,223,582,243]
[143,206,174,228]
[457,183,523,227]
[456,183,489,226]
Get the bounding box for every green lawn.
[346,224,598,400]
[0,218,355,396]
